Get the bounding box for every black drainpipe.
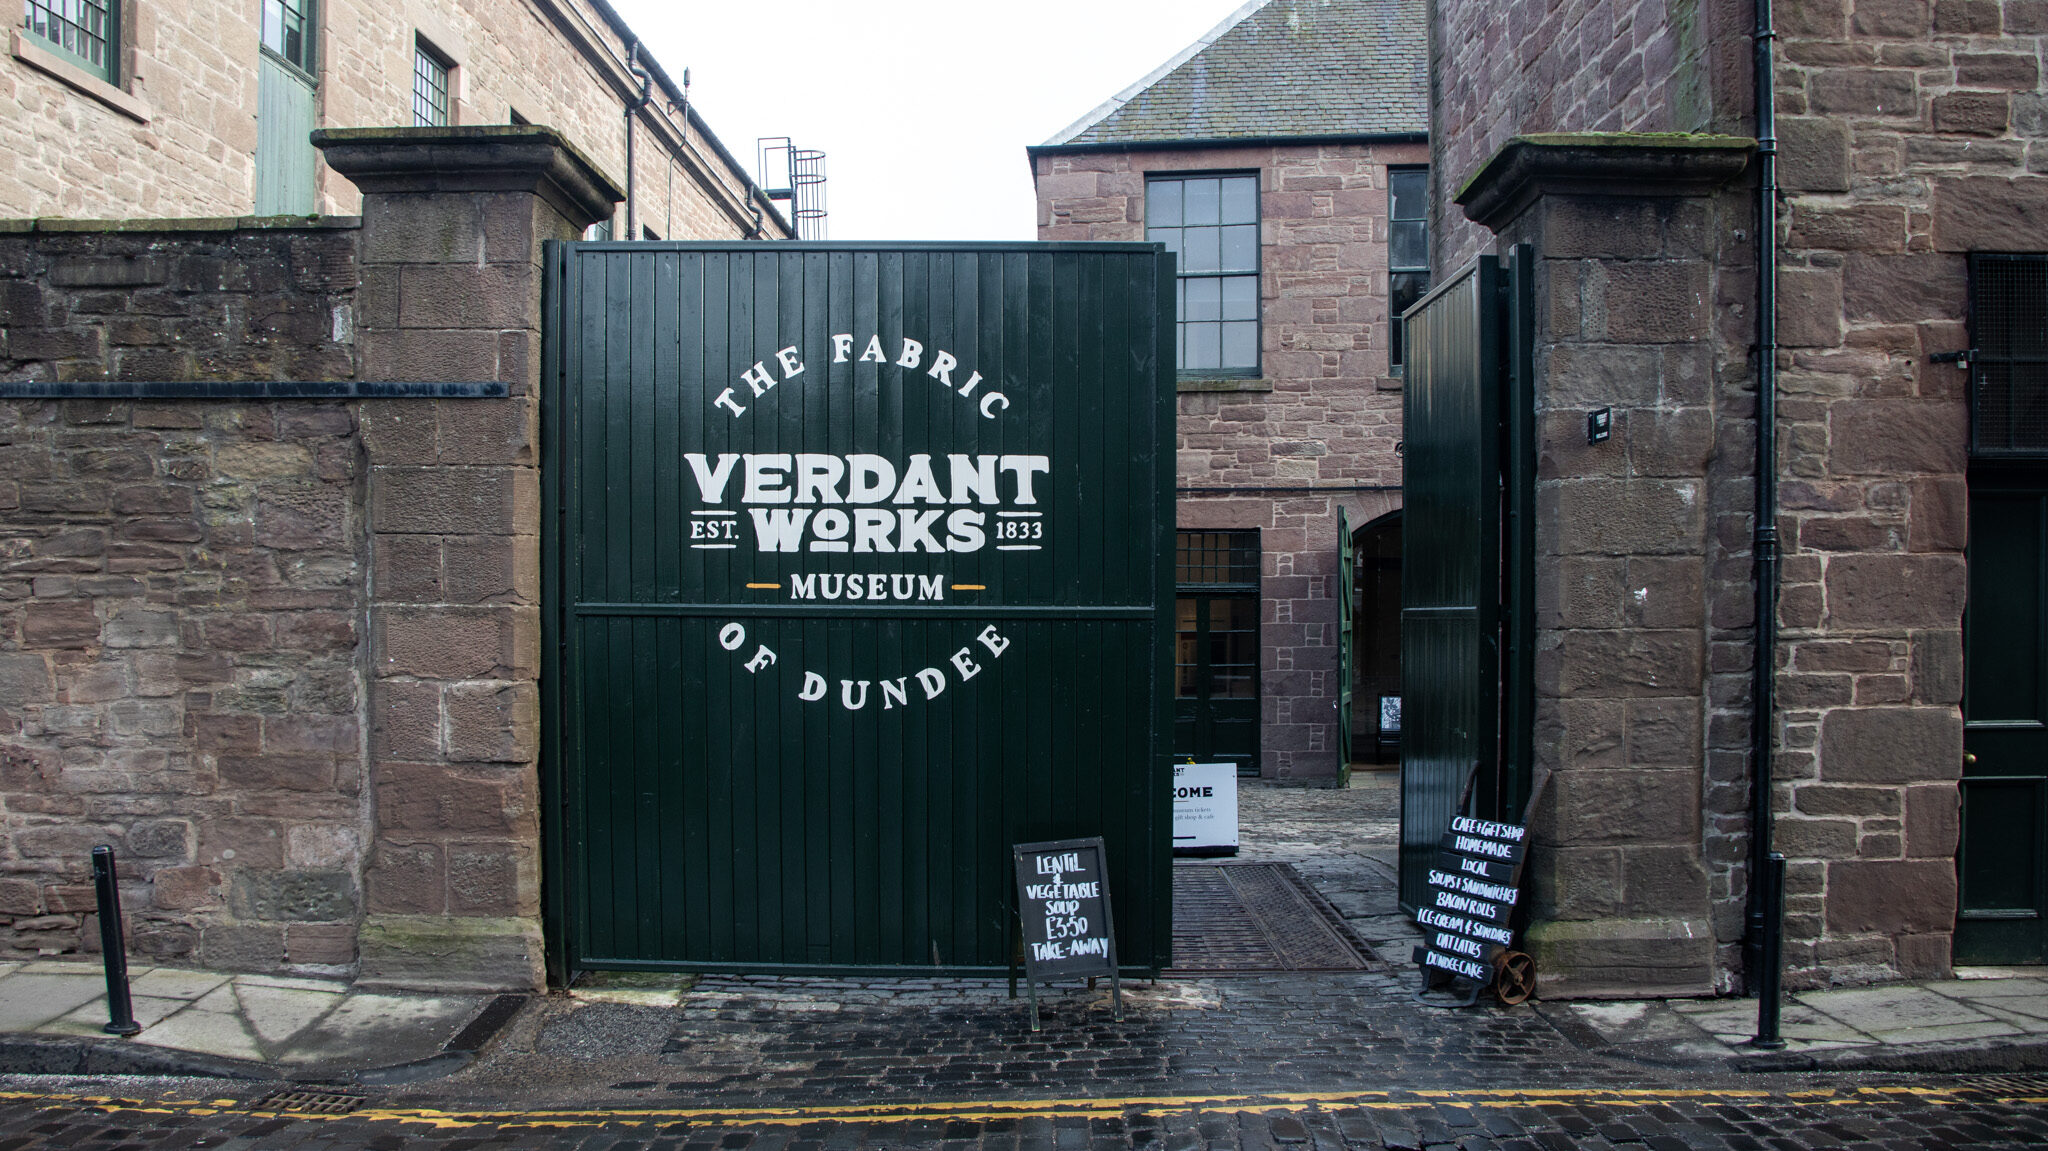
[1744,0,1782,998]
[625,39,653,239]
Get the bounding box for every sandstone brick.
[1933,91,2011,136]
[199,923,286,973]
[366,840,445,915]
[446,845,523,914]
[1825,859,1956,934]
[375,763,526,836]
[217,754,339,793]
[1904,782,1961,857]
[1598,261,1709,343]
[1820,705,1963,783]
[230,870,356,922]
[445,681,539,764]
[197,818,285,869]
[370,466,536,535]
[1777,267,1844,348]
[1934,0,2004,31]
[1824,554,1966,628]
[1789,204,1907,253]
[374,605,537,680]
[1830,402,1965,475]
[1911,629,1964,705]
[1841,254,1966,325]
[1809,69,1918,117]
[21,602,99,648]
[443,535,537,604]
[149,865,221,910]
[1933,176,2048,251]
[286,923,358,966]
[1778,118,1852,193]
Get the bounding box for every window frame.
[1388,165,1430,375]
[1967,251,2048,459]
[1147,171,1263,379]
[260,0,317,83]
[22,0,119,83]
[412,35,454,128]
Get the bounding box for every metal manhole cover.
[1168,862,1374,973]
[246,1088,367,1115]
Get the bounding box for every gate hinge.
[1930,348,1977,368]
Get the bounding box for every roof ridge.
[1040,0,1274,147]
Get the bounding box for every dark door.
[1173,531,1260,777]
[1395,248,1535,912]
[542,242,1177,976]
[1960,472,2048,963]
[1957,253,2048,965]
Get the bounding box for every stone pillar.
[1457,136,1751,998]
[314,127,618,991]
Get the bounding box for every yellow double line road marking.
[3,1084,2043,1131]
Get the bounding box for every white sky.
[606,0,1252,242]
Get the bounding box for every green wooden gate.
[1397,249,1536,912]
[541,243,1177,976]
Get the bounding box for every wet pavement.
[2,772,2046,1147]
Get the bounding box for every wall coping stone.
[0,216,362,233]
[313,126,622,229]
[1456,133,1755,233]
[0,381,504,400]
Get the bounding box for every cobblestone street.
[3,778,2046,1146]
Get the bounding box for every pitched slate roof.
[1044,0,1426,147]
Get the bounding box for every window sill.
[1178,377,1272,393]
[10,30,152,124]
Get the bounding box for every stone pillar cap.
[1456,133,1755,233]
[313,126,622,230]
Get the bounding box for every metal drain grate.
[1961,1074,2048,1099]
[245,1088,367,1115]
[1168,862,1373,973]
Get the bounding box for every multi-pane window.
[1148,174,1260,374]
[23,0,116,81]
[412,37,452,127]
[1175,531,1260,704]
[261,0,312,72]
[1388,167,1430,371]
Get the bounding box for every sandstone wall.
[1431,0,1753,269]
[1035,141,1422,778]
[0,0,770,240]
[0,219,368,970]
[1435,0,2048,990]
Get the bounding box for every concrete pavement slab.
[42,994,189,1037]
[128,967,232,1000]
[0,971,110,1033]
[132,989,266,1063]
[234,981,344,1048]
[274,991,483,1069]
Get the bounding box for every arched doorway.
[1351,511,1402,767]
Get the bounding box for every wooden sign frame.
[1012,837,1123,1030]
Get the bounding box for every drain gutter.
[1744,0,1783,998]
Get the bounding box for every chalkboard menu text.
[1012,837,1123,1029]
[1415,816,1529,996]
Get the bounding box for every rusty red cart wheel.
[1493,950,1536,1005]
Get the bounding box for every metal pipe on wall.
[625,39,652,239]
[1745,0,1783,1001]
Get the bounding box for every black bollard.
[91,845,141,1037]
[1750,852,1787,1050]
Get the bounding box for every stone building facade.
[1432,0,2048,993]
[3,0,778,240]
[1031,0,1427,782]
[0,125,764,989]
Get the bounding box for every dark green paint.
[1396,252,1535,914]
[541,242,1176,976]
[1960,468,2048,964]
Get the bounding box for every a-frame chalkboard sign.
[1012,838,1124,1030]
[1412,815,1536,1006]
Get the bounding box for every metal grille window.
[412,37,451,127]
[1389,167,1430,370]
[1971,253,2048,458]
[261,0,312,72]
[1148,174,1260,374]
[23,0,115,81]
